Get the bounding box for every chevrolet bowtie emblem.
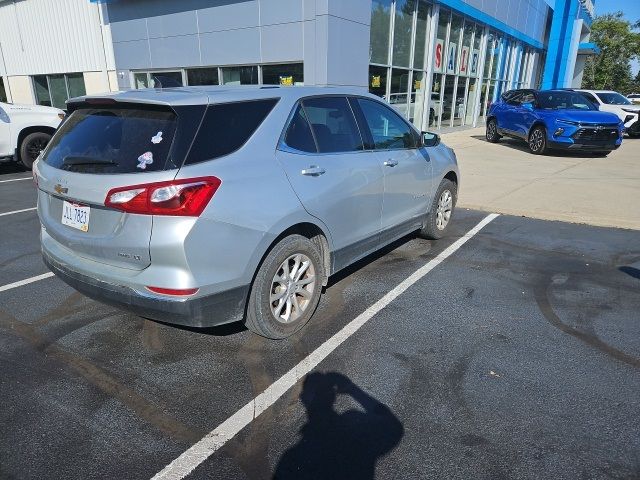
[54,184,68,195]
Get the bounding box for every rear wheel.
[486,118,501,143]
[528,126,548,155]
[245,235,324,339]
[419,178,457,240]
[20,131,51,169]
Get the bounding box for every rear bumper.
[43,248,249,329]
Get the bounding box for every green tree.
[583,12,640,93]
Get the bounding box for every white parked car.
[627,93,640,105]
[574,89,640,137]
[0,102,65,169]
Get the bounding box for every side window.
[581,92,598,105]
[356,98,417,150]
[284,104,317,153]
[506,92,524,105]
[301,97,363,153]
[186,99,278,165]
[520,93,535,105]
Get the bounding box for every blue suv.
[486,89,623,156]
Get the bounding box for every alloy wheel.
[26,138,48,162]
[529,129,544,152]
[436,189,453,230]
[270,253,316,323]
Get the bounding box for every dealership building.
[0,0,597,131]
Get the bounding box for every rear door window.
[300,97,364,153]
[42,105,178,174]
[185,99,278,164]
[284,104,317,153]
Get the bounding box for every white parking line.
[151,213,500,480]
[0,207,37,217]
[0,272,55,293]
[0,177,31,184]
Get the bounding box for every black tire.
[419,178,457,240]
[245,235,324,339]
[486,118,501,143]
[528,126,548,155]
[19,131,51,169]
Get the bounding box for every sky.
[595,0,640,75]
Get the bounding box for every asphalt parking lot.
[1,165,639,480]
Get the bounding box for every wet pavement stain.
[533,278,640,370]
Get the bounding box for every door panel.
[353,98,433,236]
[276,97,384,265]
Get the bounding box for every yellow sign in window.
[414,79,422,90]
[371,75,381,88]
[279,76,294,86]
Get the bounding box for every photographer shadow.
[273,372,404,480]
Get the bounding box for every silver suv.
[35,86,459,339]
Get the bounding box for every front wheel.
[20,131,51,169]
[245,235,324,339]
[486,119,501,143]
[419,178,457,240]
[528,126,548,155]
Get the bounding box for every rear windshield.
[42,106,177,174]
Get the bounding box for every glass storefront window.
[409,70,426,127]
[464,78,478,124]
[483,31,495,78]
[262,63,304,85]
[134,72,149,89]
[441,75,455,124]
[471,25,483,78]
[452,78,466,126]
[459,21,473,77]
[447,15,463,75]
[67,73,86,98]
[392,0,414,68]
[369,65,388,98]
[33,73,86,109]
[221,66,258,85]
[187,68,219,86]
[0,77,6,103]
[389,68,410,118]
[431,73,443,127]
[490,35,501,79]
[434,10,449,75]
[370,0,393,64]
[150,71,183,88]
[413,0,430,69]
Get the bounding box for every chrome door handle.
[301,165,326,176]
[384,159,398,167]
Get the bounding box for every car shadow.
[619,266,640,281]
[272,371,404,479]
[0,162,27,176]
[470,135,604,158]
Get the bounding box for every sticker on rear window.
[151,131,163,144]
[137,151,154,169]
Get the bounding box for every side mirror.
[522,102,534,111]
[422,131,440,147]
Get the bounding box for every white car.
[575,89,640,137]
[0,102,65,169]
[628,93,640,105]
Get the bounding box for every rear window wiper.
[62,156,119,166]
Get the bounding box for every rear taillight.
[105,176,221,216]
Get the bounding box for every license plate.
[61,200,90,232]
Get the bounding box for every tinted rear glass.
[185,99,278,165]
[301,97,363,153]
[42,106,177,174]
[284,105,317,153]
